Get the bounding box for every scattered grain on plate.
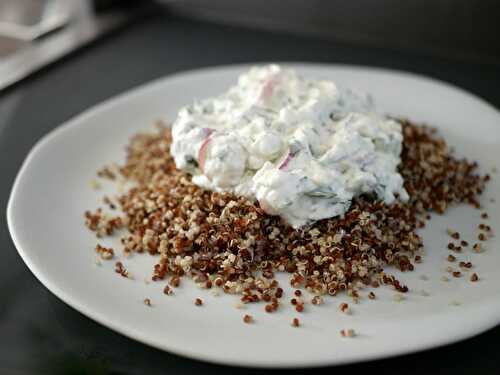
[339,302,350,313]
[481,212,489,219]
[114,261,129,278]
[169,276,180,288]
[95,244,114,260]
[478,233,486,241]
[368,292,376,300]
[84,121,489,317]
[143,298,152,306]
[85,209,123,237]
[472,243,482,252]
[163,285,173,295]
[194,298,203,306]
[340,328,355,338]
[447,254,456,262]
[97,166,116,180]
[292,318,300,327]
[470,273,479,282]
[461,240,469,247]
[459,261,472,269]
[311,296,323,305]
[243,314,253,324]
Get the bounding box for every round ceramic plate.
[7,63,500,368]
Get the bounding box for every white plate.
[7,63,500,368]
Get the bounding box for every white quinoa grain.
[340,328,355,338]
[393,294,405,302]
[89,179,101,190]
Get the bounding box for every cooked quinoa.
[85,120,487,306]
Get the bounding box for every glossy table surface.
[1,10,500,375]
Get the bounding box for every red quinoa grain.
[115,262,128,278]
[340,302,349,314]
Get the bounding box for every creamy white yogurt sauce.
[171,65,408,228]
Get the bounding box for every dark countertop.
[1,10,500,375]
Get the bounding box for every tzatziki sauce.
[171,65,408,228]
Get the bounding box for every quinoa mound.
[85,120,487,305]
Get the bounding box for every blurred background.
[170,0,499,64]
[1,0,498,90]
[1,1,500,375]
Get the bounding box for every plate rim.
[6,62,500,368]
